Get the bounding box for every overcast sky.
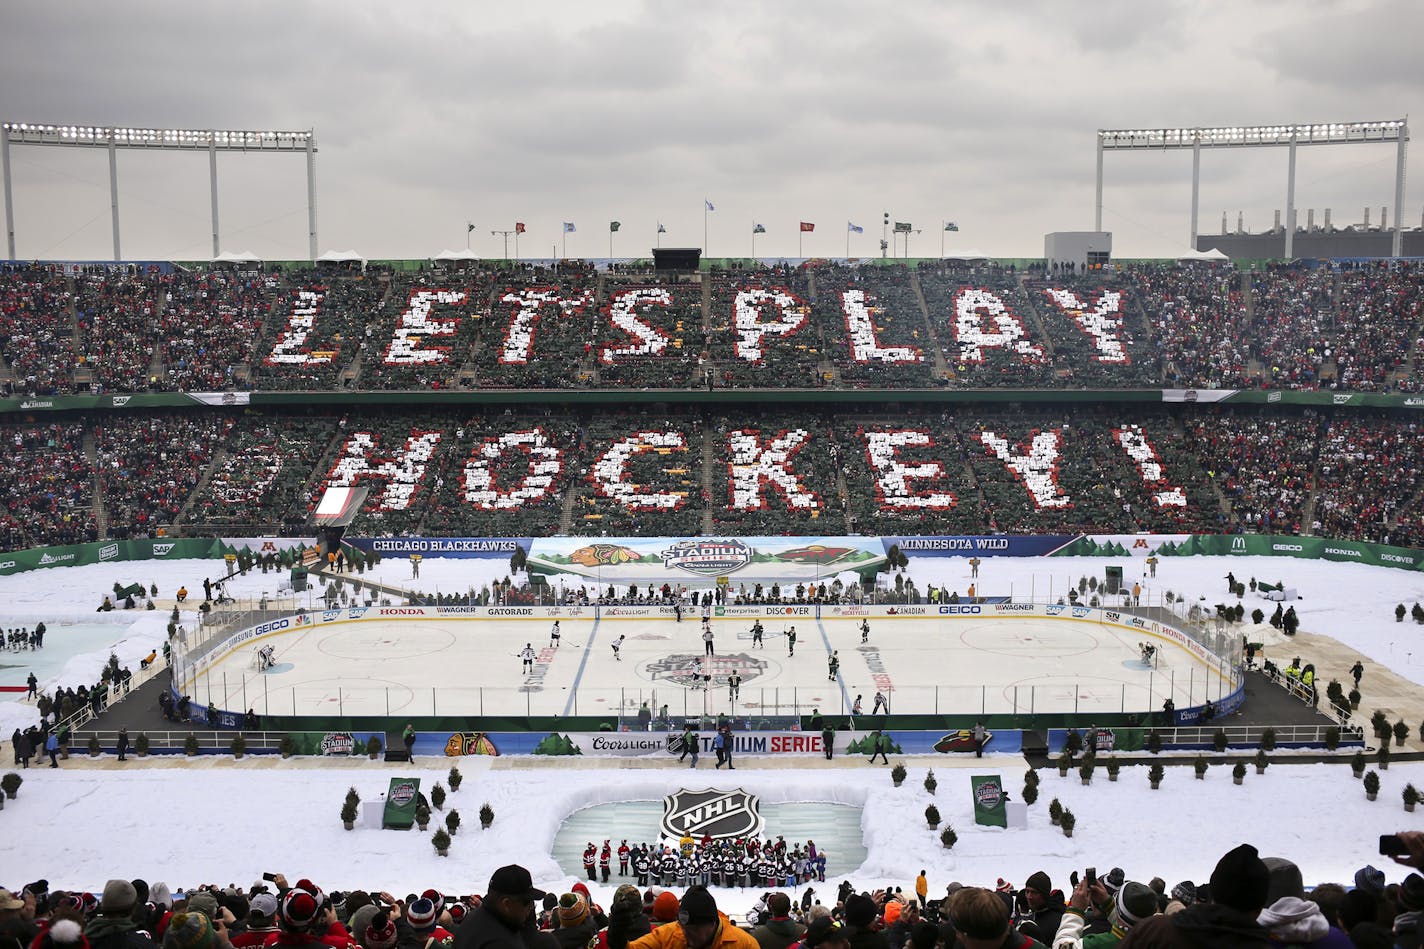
[1,0,1420,262]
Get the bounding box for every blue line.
[562,614,601,717]
[814,614,852,714]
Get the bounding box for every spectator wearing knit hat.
[85,881,153,949]
[1118,843,1271,948]
[590,886,650,949]
[1020,872,1064,944]
[551,895,594,949]
[400,897,453,948]
[162,913,220,949]
[1053,879,1157,948]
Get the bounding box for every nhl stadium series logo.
[661,788,764,840]
[660,539,752,576]
[389,780,418,805]
[320,732,355,756]
[974,778,1005,810]
[645,653,768,688]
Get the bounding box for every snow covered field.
[2,551,1421,903]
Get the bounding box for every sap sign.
[937,605,983,615]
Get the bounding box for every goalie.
[1139,642,1157,667]
[256,644,276,672]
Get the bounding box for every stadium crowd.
[0,405,1417,550]
[4,259,1424,394]
[0,839,1415,949]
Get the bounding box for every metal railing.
[1158,722,1364,747]
[65,729,288,753]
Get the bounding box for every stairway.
[557,482,579,536]
[173,448,228,530]
[85,429,107,539]
[701,430,715,535]
[911,272,950,380]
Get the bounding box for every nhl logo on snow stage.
[645,653,768,688]
[660,788,764,840]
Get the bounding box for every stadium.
[2,38,1424,943]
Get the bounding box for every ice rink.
[184,611,1228,720]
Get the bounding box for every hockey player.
[852,694,863,716]
[583,843,597,880]
[550,621,561,648]
[827,651,840,681]
[633,848,650,887]
[860,619,870,643]
[600,840,612,882]
[786,626,797,657]
[618,840,631,876]
[702,625,715,656]
[872,690,888,714]
[751,621,764,648]
[727,672,742,703]
[520,643,536,673]
[611,635,625,661]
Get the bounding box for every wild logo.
[389,780,419,806]
[321,732,355,756]
[645,652,768,688]
[660,788,764,840]
[659,539,752,576]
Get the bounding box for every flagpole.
[941,222,945,259]
[799,229,803,258]
[562,229,566,260]
[846,224,850,259]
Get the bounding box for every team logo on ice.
[645,653,768,688]
[660,788,764,840]
[659,539,752,576]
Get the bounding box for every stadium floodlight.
[1096,119,1409,257]
[1,122,319,261]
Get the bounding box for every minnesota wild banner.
[382,777,422,829]
[971,774,1007,828]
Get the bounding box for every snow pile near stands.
[2,551,1422,903]
[1,757,1419,908]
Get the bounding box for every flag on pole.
[610,221,621,233]
[894,222,912,233]
[563,222,576,233]
[752,223,766,234]
[848,222,864,234]
[515,222,526,234]
[705,200,716,212]
[657,223,667,234]
[945,222,959,232]
[799,222,815,232]
[467,223,475,233]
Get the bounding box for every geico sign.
[1271,544,1303,552]
[937,605,983,615]
[254,618,290,636]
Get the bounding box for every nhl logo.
[645,653,768,688]
[660,787,764,840]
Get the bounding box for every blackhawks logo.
[644,653,768,688]
[661,788,764,840]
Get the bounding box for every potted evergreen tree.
[1057,750,1072,777]
[1079,760,1095,786]
[1193,756,1208,780]
[1255,750,1270,775]
[1232,762,1246,785]
[480,802,495,829]
[1406,784,1419,813]
[1380,744,1392,771]
[446,809,461,836]
[231,734,246,759]
[1395,720,1410,748]
[1352,750,1367,778]
[416,802,431,831]
[1213,730,1228,753]
[924,769,937,796]
[184,733,200,757]
[1,772,21,799]
[135,733,149,758]
[1022,783,1039,806]
[87,736,101,758]
[280,734,295,759]
[940,825,957,849]
[1106,758,1120,782]
[925,804,941,830]
[1149,764,1164,789]
[367,735,383,760]
[1048,798,1063,826]
[1259,728,1277,752]
[1364,770,1380,802]
[1324,727,1340,752]
[432,827,451,856]
[431,783,446,811]
[1147,730,1163,755]
[449,765,463,792]
[341,789,360,830]
[1060,809,1076,838]
[891,763,907,788]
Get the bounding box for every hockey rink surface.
[186,612,1228,720]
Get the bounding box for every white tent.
[1175,247,1230,263]
[941,250,990,261]
[210,250,262,265]
[432,248,480,262]
[316,249,367,265]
